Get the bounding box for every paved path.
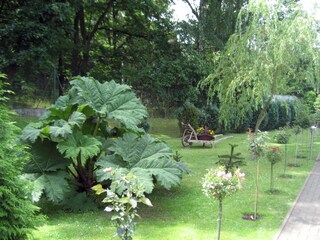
[274,158,320,240]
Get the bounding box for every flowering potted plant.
[196,127,215,141]
[202,166,245,240]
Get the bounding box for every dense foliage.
[0,75,41,239]
[176,101,200,133]
[201,0,320,132]
[21,76,188,208]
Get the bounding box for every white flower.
[103,167,112,172]
[105,206,113,212]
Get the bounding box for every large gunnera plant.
[21,76,188,208]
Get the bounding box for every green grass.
[29,118,318,240]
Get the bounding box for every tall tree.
[181,0,246,51]
[201,0,319,219]
[0,0,73,95]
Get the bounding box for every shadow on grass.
[265,189,282,195]
[242,213,263,221]
[279,174,293,179]
[287,163,301,167]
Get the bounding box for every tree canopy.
[201,0,320,131]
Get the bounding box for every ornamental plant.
[247,130,269,220]
[266,147,282,192]
[202,166,245,240]
[273,127,290,174]
[196,127,215,136]
[216,144,246,173]
[21,76,188,209]
[92,168,152,240]
[293,125,302,166]
[0,75,42,239]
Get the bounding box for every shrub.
[199,103,220,131]
[176,101,200,132]
[230,108,252,133]
[303,90,316,113]
[264,102,279,130]
[295,102,312,128]
[288,100,298,126]
[314,95,320,113]
[0,76,41,239]
[273,127,291,144]
[277,101,291,128]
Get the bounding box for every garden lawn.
[30,118,317,240]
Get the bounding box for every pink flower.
[238,172,245,180]
[217,171,225,177]
[225,172,232,179]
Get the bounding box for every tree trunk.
[270,163,274,191]
[254,154,259,220]
[217,199,223,240]
[284,144,287,174]
[71,10,81,76]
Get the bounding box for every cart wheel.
[181,134,192,147]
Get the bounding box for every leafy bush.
[229,108,252,133]
[314,95,320,113]
[199,103,220,131]
[273,127,291,144]
[21,76,188,208]
[0,76,41,239]
[176,101,200,132]
[264,102,279,130]
[295,102,312,128]
[303,90,316,113]
[288,100,298,126]
[277,101,291,128]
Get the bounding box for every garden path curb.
[273,154,320,240]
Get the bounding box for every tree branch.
[99,27,149,39]
[182,0,199,20]
[87,0,115,42]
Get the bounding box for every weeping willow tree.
[201,0,319,220]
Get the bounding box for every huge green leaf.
[20,122,44,143]
[134,158,182,190]
[109,133,172,167]
[68,111,86,128]
[57,131,101,161]
[24,139,71,173]
[70,77,148,130]
[25,171,70,203]
[97,133,188,191]
[49,119,72,139]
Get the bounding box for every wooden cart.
[181,123,233,148]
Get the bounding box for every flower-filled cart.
[181,123,233,148]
